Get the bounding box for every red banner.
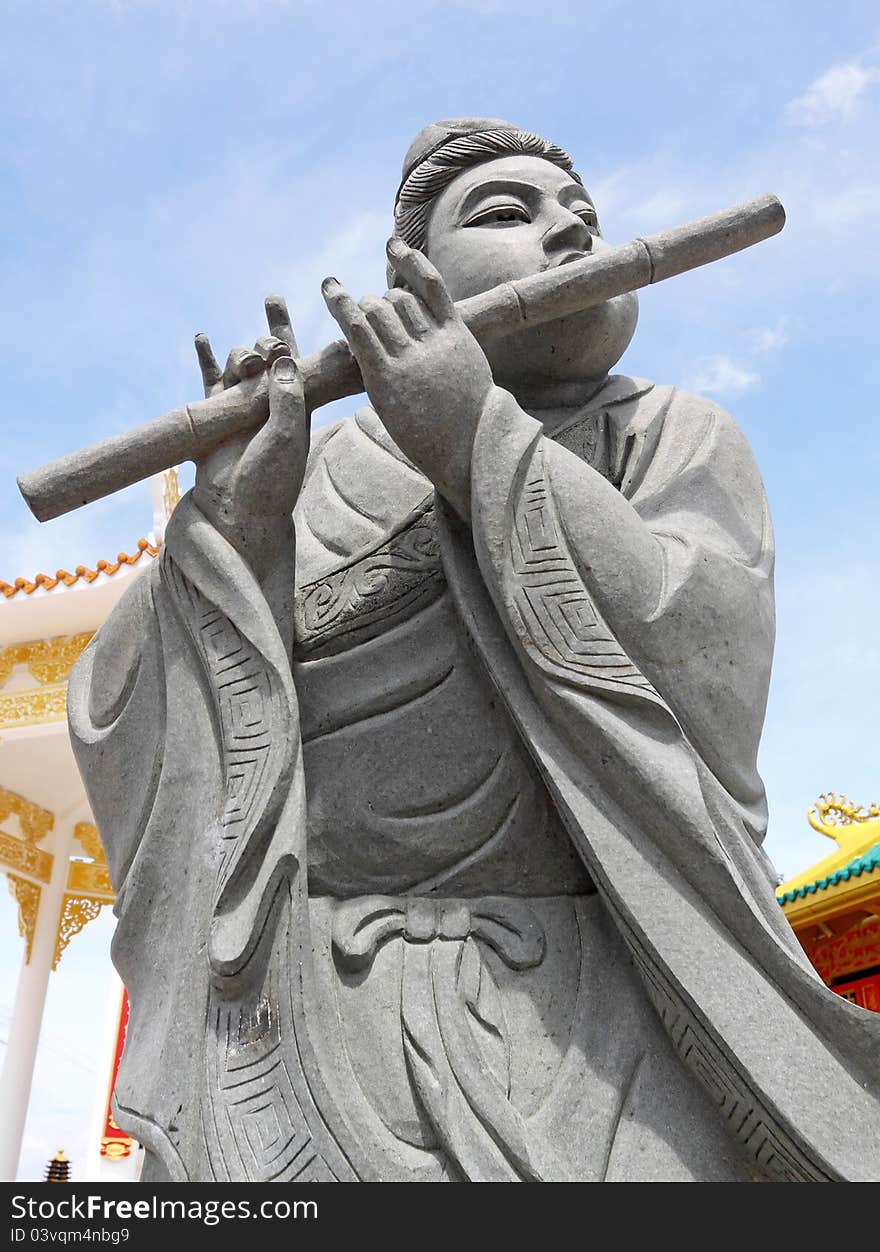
[99,987,132,1160]
[833,970,880,1014]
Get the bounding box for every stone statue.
[67,118,880,1182]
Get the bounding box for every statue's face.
[423,154,638,391]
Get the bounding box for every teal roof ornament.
[777,844,880,906]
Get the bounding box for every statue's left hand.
[192,295,309,529]
[190,297,305,637]
[322,239,497,518]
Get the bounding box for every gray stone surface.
[66,117,880,1182]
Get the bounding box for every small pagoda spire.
[44,1149,69,1182]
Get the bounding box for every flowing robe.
[68,374,880,1182]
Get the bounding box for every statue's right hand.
[192,295,309,532]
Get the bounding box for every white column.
[0,816,75,1181]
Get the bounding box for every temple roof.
[776,794,880,894]
[0,539,161,648]
[0,539,159,599]
[777,844,880,905]
[776,794,880,928]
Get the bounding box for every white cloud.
[786,62,878,126]
[748,317,788,353]
[812,182,878,228]
[590,78,880,309]
[683,354,760,396]
[586,163,698,242]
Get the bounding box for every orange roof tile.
[0,539,160,599]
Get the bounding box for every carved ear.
[87,580,148,728]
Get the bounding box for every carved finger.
[254,335,292,365]
[385,288,431,339]
[235,356,309,513]
[267,355,306,436]
[386,238,456,324]
[321,277,380,364]
[194,333,224,398]
[223,346,266,390]
[264,294,299,356]
[360,295,409,355]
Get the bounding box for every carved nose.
[543,213,593,257]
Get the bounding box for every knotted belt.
[331,894,568,1182]
[332,894,545,972]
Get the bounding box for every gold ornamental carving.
[67,860,113,897]
[809,793,880,838]
[74,821,106,863]
[53,894,106,970]
[0,633,94,687]
[100,1137,131,1161]
[162,467,180,519]
[7,874,41,963]
[68,821,113,898]
[0,685,68,730]
[0,634,94,730]
[0,830,52,881]
[0,785,54,843]
[74,821,105,862]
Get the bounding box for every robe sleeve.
[468,382,774,838]
[433,381,880,1180]
[66,492,313,1178]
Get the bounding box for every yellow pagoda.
[776,793,880,1012]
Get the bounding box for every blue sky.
[1,0,878,1180]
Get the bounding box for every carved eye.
[465,204,531,228]
[573,207,599,232]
